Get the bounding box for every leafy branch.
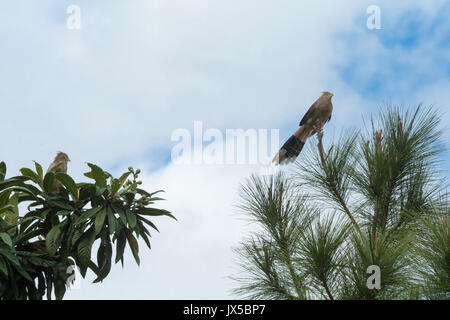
[0,162,175,300]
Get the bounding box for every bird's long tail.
[272,126,310,165]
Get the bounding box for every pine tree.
[232,105,449,300]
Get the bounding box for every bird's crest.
[55,151,70,162]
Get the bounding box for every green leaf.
[54,278,66,300]
[0,247,20,265]
[48,200,74,211]
[115,215,125,232]
[95,186,107,197]
[33,161,43,181]
[138,216,159,232]
[29,256,57,267]
[75,207,102,225]
[70,227,84,247]
[4,186,38,201]
[83,171,94,179]
[45,220,67,256]
[13,228,45,246]
[86,163,107,188]
[95,208,107,236]
[43,172,55,193]
[0,256,8,277]
[111,172,131,196]
[12,263,33,282]
[94,232,112,283]
[0,204,14,215]
[55,172,78,200]
[56,210,72,216]
[145,197,166,202]
[139,207,177,220]
[2,193,19,226]
[40,208,52,220]
[0,232,13,247]
[137,189,164,198]
[0,189,12,207]
[20,168,39,182]
[46,272,53,300]
[107,207,116,234]
[0,176,30,188]
[97,231,108,270]
[140,228,151,249]
[112,204,127,226]
[77,227,95,267]
[126,209,137,229]
[0,162,6,181]
[115,231,127,265]
[125,229,140,266]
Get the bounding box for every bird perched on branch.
[47,152,70,192]
[273,92,334,165]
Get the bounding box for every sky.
[1,0,449,299]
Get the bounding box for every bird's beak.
[331,93,334,97]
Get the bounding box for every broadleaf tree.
[0,162,175,300]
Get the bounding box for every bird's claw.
[313,124,324,137]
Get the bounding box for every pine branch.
[315,123,361,233]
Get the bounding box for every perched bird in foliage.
[47,152,70,192]
[273,92,334,165]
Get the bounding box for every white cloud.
[1,0,367,173]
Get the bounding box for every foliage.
[0,162,175,300]
[232,105,449,300]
